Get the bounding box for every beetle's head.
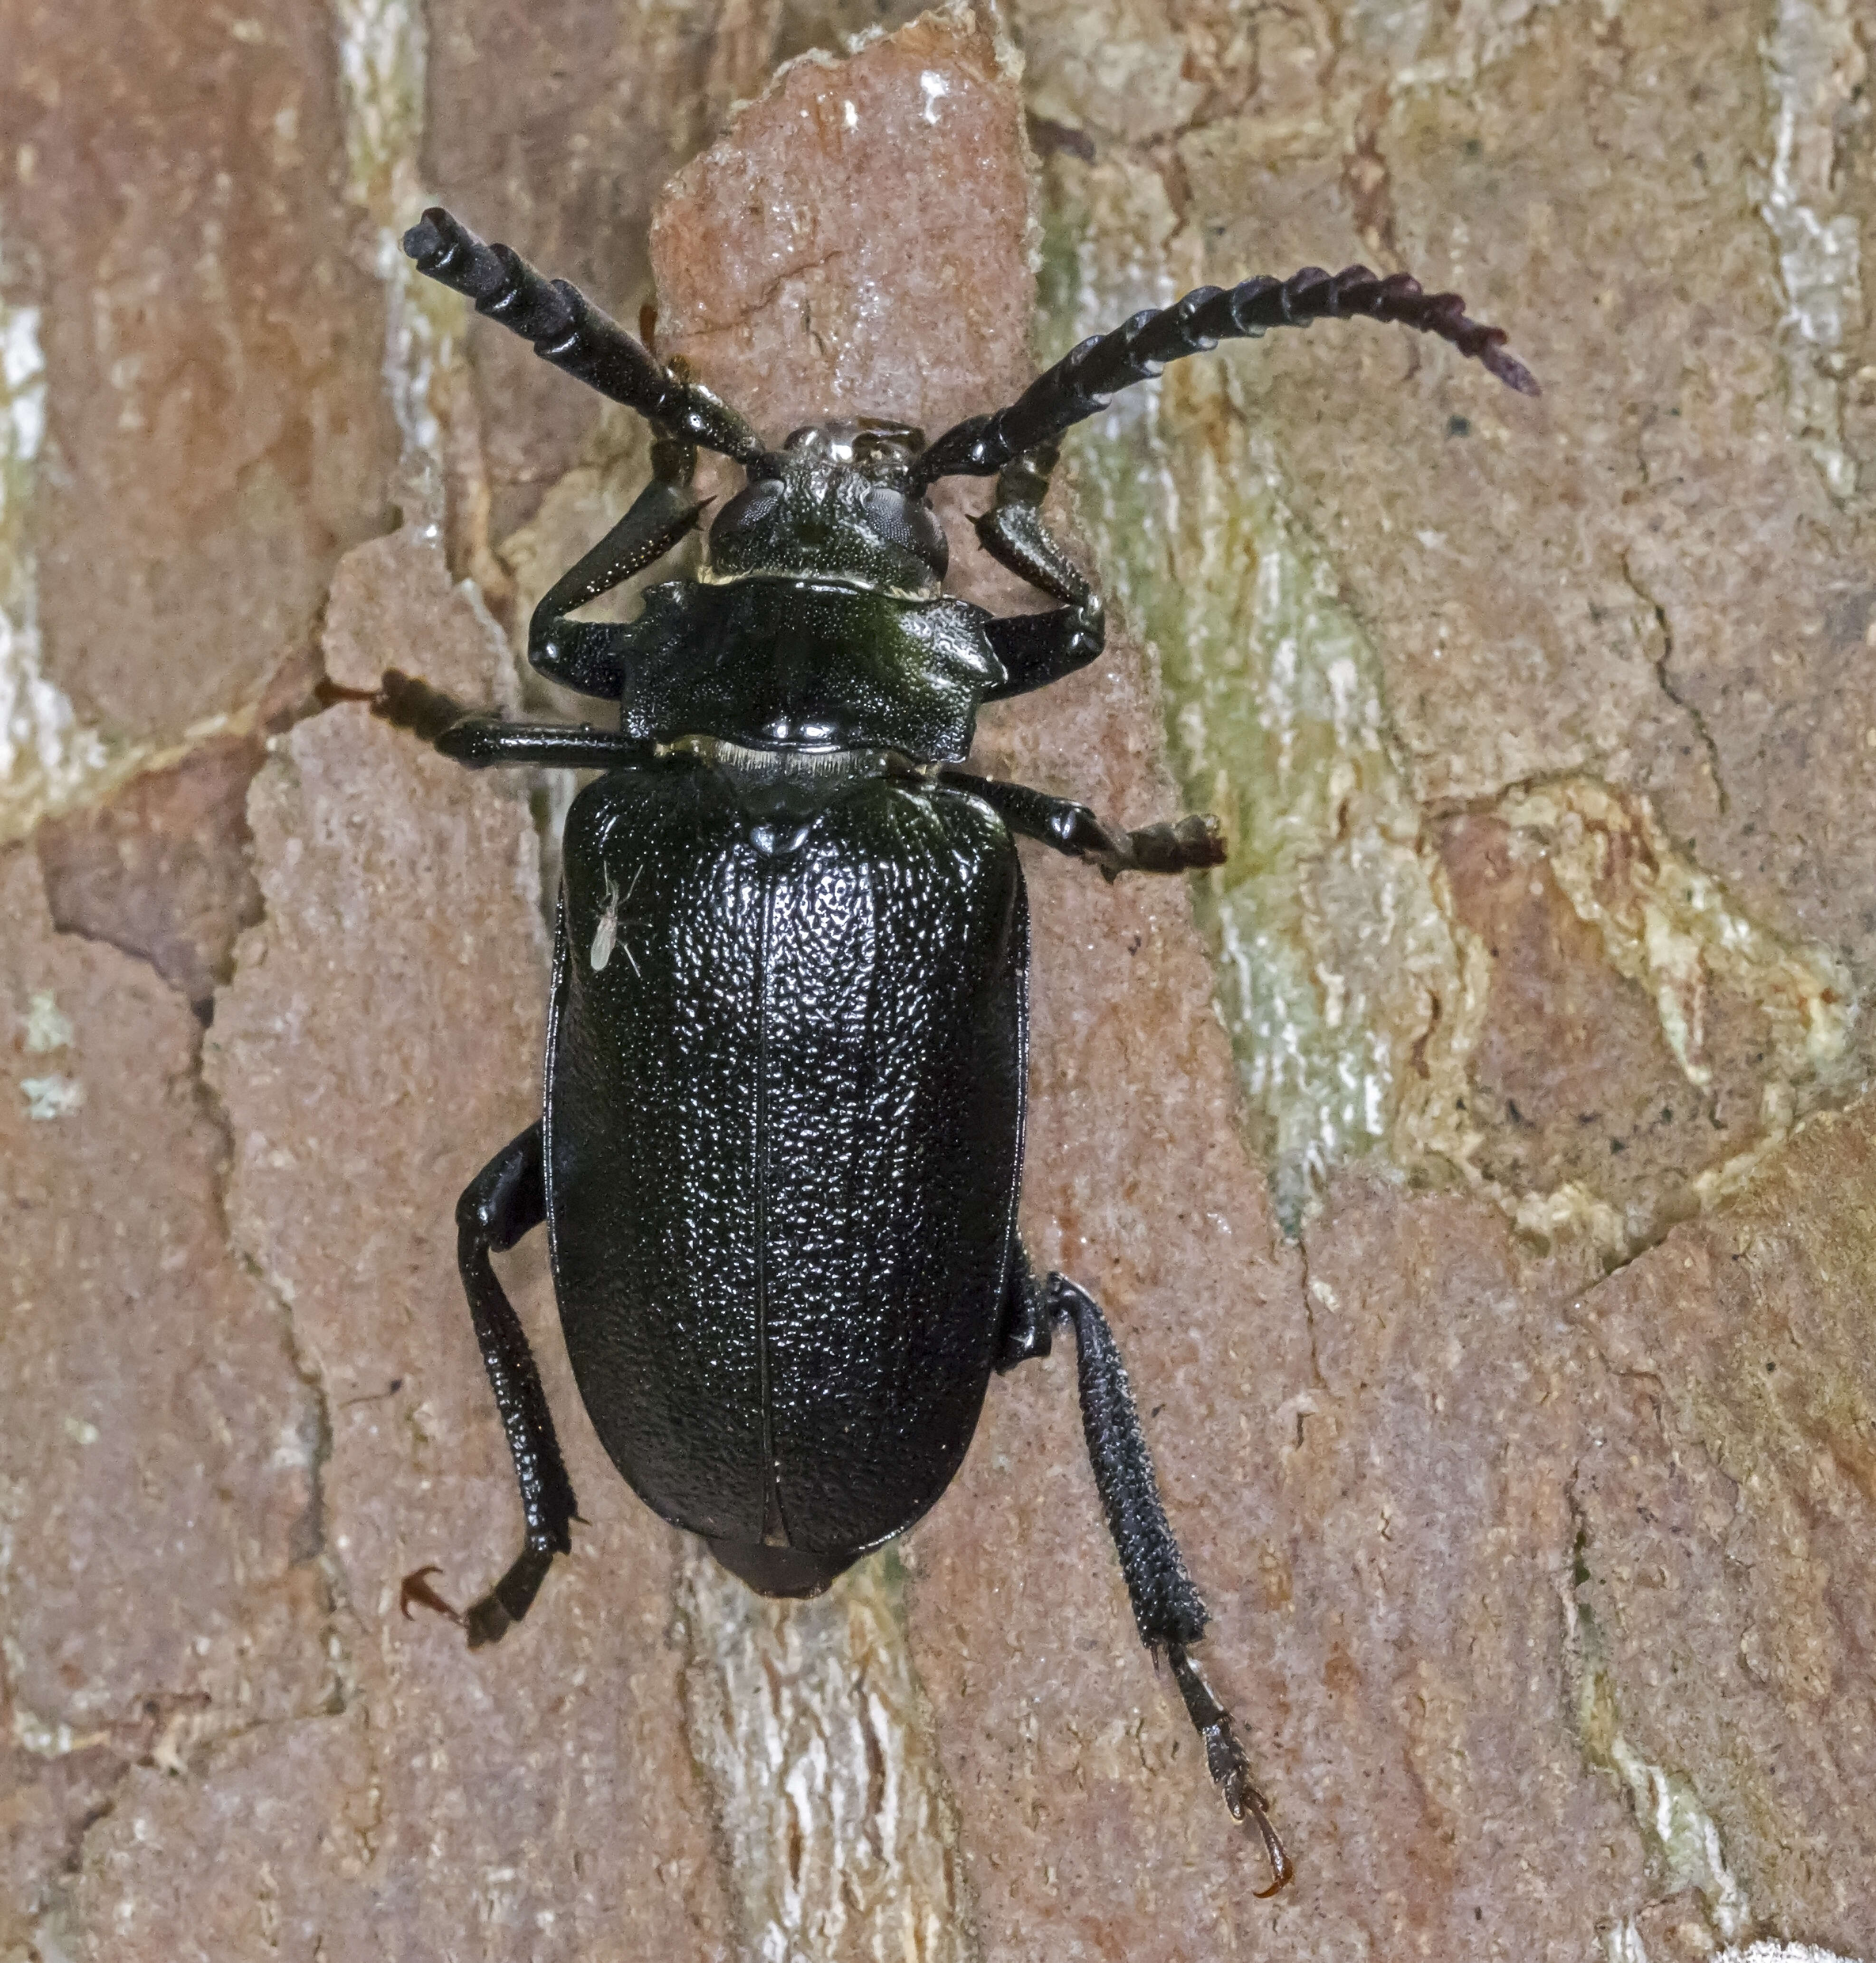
[704,420,949,599]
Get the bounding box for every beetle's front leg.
[1001,1249,1292,1894]
[528,433,707,698]
[975,446,1107,699]
[451,1123,578,1647]
[941,769,1226,882]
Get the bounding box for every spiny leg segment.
[999,1250,1293,1894]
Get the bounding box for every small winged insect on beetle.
[376,203,1536,1894]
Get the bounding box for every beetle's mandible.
[373,203,1536,1895]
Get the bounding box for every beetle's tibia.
[1047,1273,1210,1649]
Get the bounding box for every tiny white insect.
[590,862,643,977]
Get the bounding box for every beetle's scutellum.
[378,204,1535,1894]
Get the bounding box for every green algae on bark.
[1032,160,1860,1247]
[1036,174,1479,1234]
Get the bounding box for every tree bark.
[1,2,1871,1959]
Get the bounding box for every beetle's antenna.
[402,208,767,467]
[910,265,1537,487]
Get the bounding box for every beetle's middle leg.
[940,769,1227,882]
[996,1246,1293,1894]
[452,1122,579,1648]
[369,669,650,773]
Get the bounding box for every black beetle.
[376,204,1534,1895]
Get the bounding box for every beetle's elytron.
[380,204,1534,1893]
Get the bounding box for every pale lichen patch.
[6,1685,109,1760]
[0,250,134,842]
[1568,1570,1751,1945]
[19,1076,84,1121]
[22,990,73,1053]
[332,0,465,518]
[1496,780,1852,1091]
[1720,1946,1868,1963]
[1603,1918,1650,1963]
[1757,0,1866,501]
[676,1544,980,1963]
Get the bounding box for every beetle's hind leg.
[1000,1247,1293,1893]
[450,1123,578,1648]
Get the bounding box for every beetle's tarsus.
[940,771,1226,881]
[465,1599,510,1649]
[1167,1640,1293,1894]
[399,1564,465,1626]
[1107,813,1228,880]
[373,667,473,743]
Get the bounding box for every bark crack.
[1619,551,1729,817]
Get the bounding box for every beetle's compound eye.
[863,486,949,576]
[713,477,785,538]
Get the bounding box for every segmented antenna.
[912,265,1538,486]
[401,207,766,466]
